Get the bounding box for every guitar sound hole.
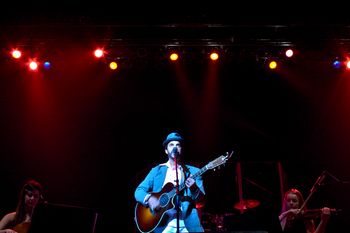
[159,194,169,207]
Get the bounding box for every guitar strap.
[181,164,192,197]
[182,164,190,177]
[180,165,197,219]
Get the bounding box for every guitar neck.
[165,152,232,200]
[168,165,209,197]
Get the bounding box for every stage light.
[209,52,219,61]
[268,60,278,70]
[285,49,294,58]
[109,61,118,70]
[29,61,39,71]
[94,48,105,58]
[169,52,179,61]
[165,46,181,62]
[346,60,350,69]
[332,58,342,69]
[207,46,223,61]
[43,61,51,70]
[11,49,22,59]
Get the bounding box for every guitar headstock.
[207,150,234,170]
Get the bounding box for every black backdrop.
[1,6,350,233]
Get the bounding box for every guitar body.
[135,182,176,233]
[13,222,30,233]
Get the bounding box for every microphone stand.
[299,171,326,213]
[325,170,350,184]
[174,155,180,233]
[310,170,326,194]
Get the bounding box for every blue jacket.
[134,163,205,233]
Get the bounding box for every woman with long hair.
[279,188,330,233]
[0,179,44,233]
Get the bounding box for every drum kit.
[201,199,260,232]
[233,199,260,211]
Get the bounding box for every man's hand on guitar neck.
[185,177,197,191]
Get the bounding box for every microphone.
[171,147,179,157]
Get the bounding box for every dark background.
[0,4,350,233]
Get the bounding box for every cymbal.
[234,199,260,210]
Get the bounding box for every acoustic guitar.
[134,151,234,233]
[13,222,30,233]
